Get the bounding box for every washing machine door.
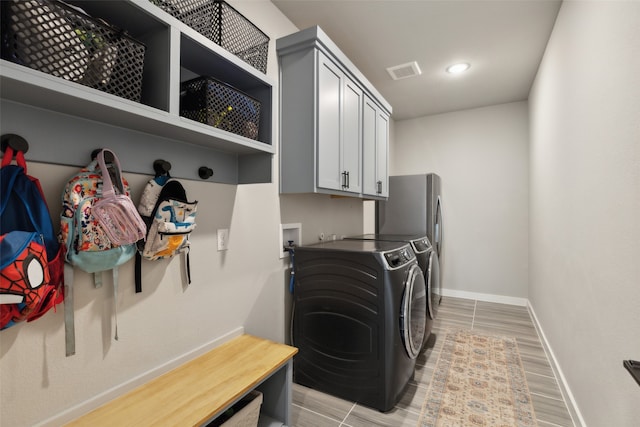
[427,250,440,319]
[401,264,427,359]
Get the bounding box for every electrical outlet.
[217,228,229,251]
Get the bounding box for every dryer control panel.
[383,246,415,270]
[411,238,431,254]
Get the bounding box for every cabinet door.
[362,96,389,197]
[376,109,389,197]
[362,96,378,196]
[342,78,362,193]
[317,53,342,191]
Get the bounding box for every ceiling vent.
[386,61,422,80]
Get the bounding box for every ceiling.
[272,0,562,121]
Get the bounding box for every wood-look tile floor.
[291,296,576,427]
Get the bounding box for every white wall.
[528,1,640,426]
[0,2,368,425]
[393,102,530,301]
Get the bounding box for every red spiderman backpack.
[0,138,64,330]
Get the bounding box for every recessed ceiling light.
[446,63,471,74]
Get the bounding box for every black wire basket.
[151,0,269,73]
[1,0,146,103]
[180,76,261,141]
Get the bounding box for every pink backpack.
[92,150,146,245]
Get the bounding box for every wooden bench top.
[66,334,298,427]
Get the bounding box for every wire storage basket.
[150,0,269,73]
[181,76,261,141]
[206,390,263,427]
[1,0,146,103]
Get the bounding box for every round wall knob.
[1,134,29,153]
[199,166,214,179]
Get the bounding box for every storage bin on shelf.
[150,0,269,73]
[206,390,263,427]
[0,0,146,103]
[180,76,261,141]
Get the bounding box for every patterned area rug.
[418,329,537,427]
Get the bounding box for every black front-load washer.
[345,234,438,348]
[292,239,426,412]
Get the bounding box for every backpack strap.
[135,251,143,293]
[181,249,192,286]
[96,149,125,197]
[112,267,119,341]
[0,164,22,216]
[185,250,191,284]
[1,145,27,170]
[65,267,119,354]
[64,263,76,356]
[94,272,104,288]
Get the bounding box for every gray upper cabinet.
[342,77,363,194]
[362,94,389,198]
[277,26,391,198]
[316,53,362,194]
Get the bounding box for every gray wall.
[392,102,530,303]
[528,1,640,426]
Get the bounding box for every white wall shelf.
[0,0,275,184]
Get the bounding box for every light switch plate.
[217,228,229,251]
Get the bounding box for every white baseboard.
[527,302,586,427]
[442,288,528,306]
[36,327,245,427]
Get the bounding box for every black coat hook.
[199,166,214,179]
[1,134,29,153]
[91,148,114,163]
[153,159,172,177]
